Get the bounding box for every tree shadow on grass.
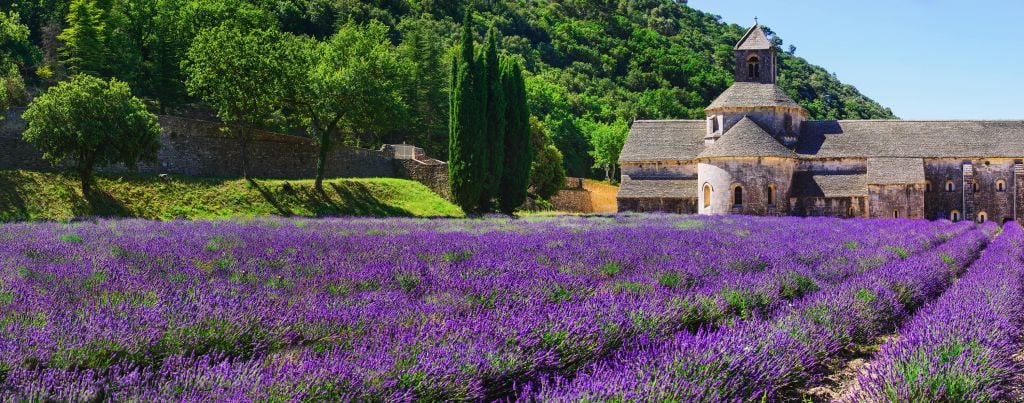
[84,187,130,218]
[328,182,411,217]
[247,178,294,217]
[0,174,28,220]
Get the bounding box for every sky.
[687,0,1024,120]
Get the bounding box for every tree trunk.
[315,129,331,192]
[79,165,92,197]
[240,126,251,180]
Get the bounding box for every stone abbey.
[617,22,1024,222]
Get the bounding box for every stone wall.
[0,108,452,197]
[868,184,925,219]
[790,196,865,218]
[618,197,695,214]
[698,157,795,215]
[393,158,451,201]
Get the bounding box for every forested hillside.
[2,0,895,179]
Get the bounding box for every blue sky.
[687,0,1024,120]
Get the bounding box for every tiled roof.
[619,120,705,163]
[791,172,867,198]
[735,24,772,50]
[866,158,925,184]
[617,179,696,199]
[707,83,801,110]
[798,120,1024,158]
[698,117,795,159]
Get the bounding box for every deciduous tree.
[184,25,290,179]
[22,75,161,196]
[285,21,409,191]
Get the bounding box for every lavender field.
[0,214,1021,401]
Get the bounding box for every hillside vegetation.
[0,170,463,221]
[3,0,895,180]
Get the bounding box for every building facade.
[617,23,1024,223]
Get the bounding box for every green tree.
[184,25,290,179]
[529,116,565,200]
[586,118,629,182]
[58,0,106,76]
[21,75,161,196]
[478,26,505,211]
[396,16,453,159]
[448,12,486,213]
[286,21,409,191]
[0,11,36,116]
[498,58,532,215]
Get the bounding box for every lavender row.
[842,221,1024,401]
[0,216,962,400]
[526,224,990,401]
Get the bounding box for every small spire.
[754,16,758,25]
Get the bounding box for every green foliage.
[6,0,896,182]
[0,11,39,73]
[448,12,486,213]
[529,116,566,200]
[497,58,532,214]
[583,118,629,182]
[285,21,410,190]
[478,26,506,212]
[184,24,292,178]
[21,75,160,195]
[58,0,107,76]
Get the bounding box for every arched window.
[766,183,777,206]
[977,211,988,223]
[848,207,856,218]
[747,56,760,79]
[996,179,1006,192]
[945,180,955,192]
[703,183,712,208]
[893,209,900,219]
[925,181,933,192]
[783,115,792,134]
[733,186,744,207]
[972,180,979,193]
[950,210,961,222]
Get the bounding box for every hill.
[0,170,463,221]
[2,0,896,178]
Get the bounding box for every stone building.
[617,22,1024,223]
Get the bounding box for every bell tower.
[734,21,776,84]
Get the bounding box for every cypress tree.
[498,58,533,215]
[478,26,505,212]
[448,12,485,213]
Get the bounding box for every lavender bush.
[0,215,985,400]
[843,221,1024,402]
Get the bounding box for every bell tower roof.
[735,23,772,51]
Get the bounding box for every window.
[703,183,712,208]
[733,186,744,207]
[945,180,955,192]
[893,209,900,219]
[996,179,1006,192]
[972,180,979,193]
[766,184,777,206]
[747,56,760,79]
[783,115,792,134]
[925,181,933,192]
[950,210,961,222]
[977,212,988,223]
[711,116,719,133]
[848,207,856,218]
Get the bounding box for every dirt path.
[798,335,893,402]
[583,180,618,213]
